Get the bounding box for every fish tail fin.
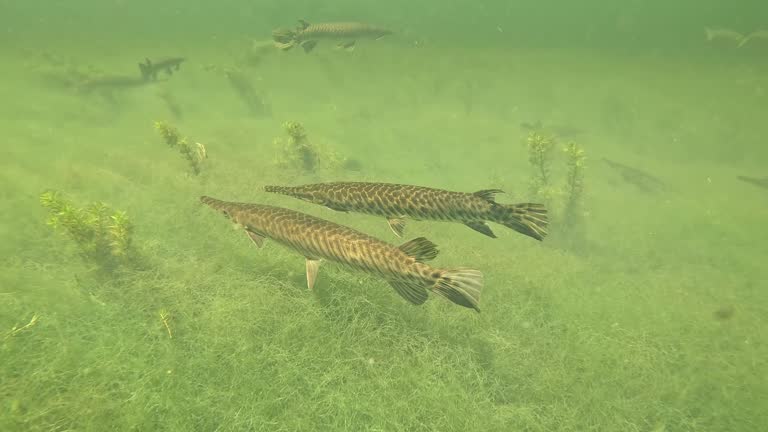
[490,202,549,241]
[705,27,714,41]
[433,268,483,312]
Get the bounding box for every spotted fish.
[272,20,392,53]
[200,196,483,312]
[264,182,548,241]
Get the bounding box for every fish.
[602,158,667,194]
[264,182,548,241]
[736,175,768,190]
[138,57,186,81]
[738,29,768,48]
[704,27,745,44]
[272,20,392,53]
[76,74,155,93]
[200,196,484,312]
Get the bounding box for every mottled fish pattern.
[264,182,549,241]
[272,20,392,52]
[200,196,483,312]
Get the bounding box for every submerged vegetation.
[526,131,588,235]
[155,121,208,175]
[3,20,765,432]
[39,190,138,271]
[274,120,352,174]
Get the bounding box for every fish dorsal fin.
[464,221,496,238]
[245,230,266,248]
[386,217,407,237]
[398,237,438,262]
[388,280,429,305]
[305,258,321,290]
[473,189,504,202]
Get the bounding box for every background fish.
[704,27,745,44]
[272,20,392,53]
[736,175,768,190]
[738,29,768,47]
[200,196,483,312]
[264,182,548,241]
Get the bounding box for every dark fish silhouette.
[736,175,768,190]
[200,196,483,312]
[602,158,667,194]
[264,182,548,241]
[139,57,186,81]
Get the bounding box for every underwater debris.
[159,309,173,338]
[602,158,666,194]
[154,121,207,175]
[39,191,138,271]
[4,313,40,340]
[736,175,768,190]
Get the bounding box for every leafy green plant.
[273,121,354,174]
[526,131,588,233]
[562,142,587,227]
[40,191,137,271]
[154,121,207,175]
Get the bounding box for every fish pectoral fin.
[323,202,348,212]
[301,40,318,53]
[386,217,407,237]
[473,189,504,202]
[398,237,438,262]
[305,258,322,290]
[388,280,429,305]
[245,229,266,248]
[465,221,497,238]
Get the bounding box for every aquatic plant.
[274,121,355,174]
[562,142,587,227]
[154,121,207,175]
[275,121,319,172]
[526,131,557,201]
[525,131,589,238]
[40,190,137,271]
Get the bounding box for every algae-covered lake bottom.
[1,39,767,431]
